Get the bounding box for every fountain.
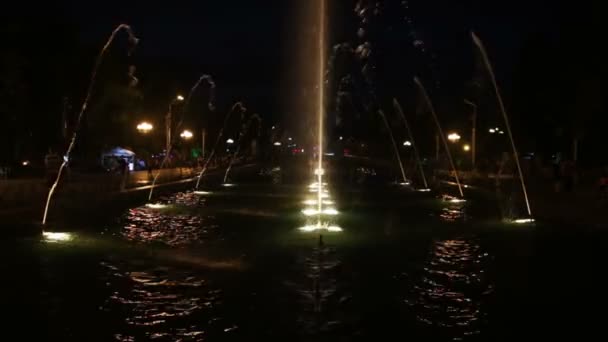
[414,77,464,199]
[148,74,215,201]
[393,99,429,190]
[378,110,408,184]
[223,114,262,184]
[195,102,247,189]
[42,24,138,225]
[471,32,533,219]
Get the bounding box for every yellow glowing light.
[42,232,73,242]
[298,224,342,233]
[322,208,339,215]
[449,198,467,203]
[303,200,317,206]
[303,199,334,206]
[194,191,212,195]
[222,183,235,187]
[136,122,153,133]
[145,203,168,209]
[403,140,412,146]
[447,133,461,143]
[302,208,319,216]
[176,95,185,101]
[273,141,282,146]
[180,130,193,139]
[463,144,471,152]
[398,182,411,186]
[22,160,30,166]
[489,128,496,133]
[417,188,432,192]
[314,168,325,176]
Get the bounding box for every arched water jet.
[195,102,247,189]
[378,110,408,184]
[393,99,429,189]
[471,32,532,218]
[223,114,262,183]
[42,24,138,225]
[148,74,216,201]
[414,77,464,198]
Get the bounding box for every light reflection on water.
[123,192,218,246]
[286,237,349,334]
[100,261,233,341]
[403,238,492,340]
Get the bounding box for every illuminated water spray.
[42,24,138,225]
[223,114,262,183]
[378,110,408,184]
[195,102,247,189]
[316,0,327,227]
[414,77,464,199]
[472,32,532,219]
[148,74,215,201]
[393,99,429,189]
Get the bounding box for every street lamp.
[447,133,461,143]
[137,121,153,134]
[180,130,193,139]
[176,95,185,101]
[463,144,471,152]
[403,140,412,147]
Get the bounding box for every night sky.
[2,0,605,164]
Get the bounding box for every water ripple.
[402,238,493,340]
[101,261,230,341]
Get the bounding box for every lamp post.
[447,132,461,143]
[464,99,477,167]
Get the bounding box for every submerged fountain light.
[299,224,342,233]
[145,203,169,209]
[222,183,235,187]
[194,191,212,195]
[42,232,73,242]
[512,218,535,224]
[417,188,432,192]
[302,208,319,216]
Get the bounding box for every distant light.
[226,138,235,144]
[463,144,471,152]
[499,130,505,134]
[447,133,461,143]
[22,160,30,166]
[324,152,335,156]
[194,191,212,195]
[288,137,293,141]
[42,232,73,242]
[222,183,235,187]
[273,141,282,146]
[489,128,496,133]
[271,126,276,130]
[146,203,168,209]
[301,149,305,153]
[314,168,325,176]
[176,95,185,101]
[449,198,466,203]
[403,140,412,147]
[180,130,193,139]
[339,136,343,141]
[137,122,153,133]
[417,188,432,192]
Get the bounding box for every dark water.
[2,174,607,341]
